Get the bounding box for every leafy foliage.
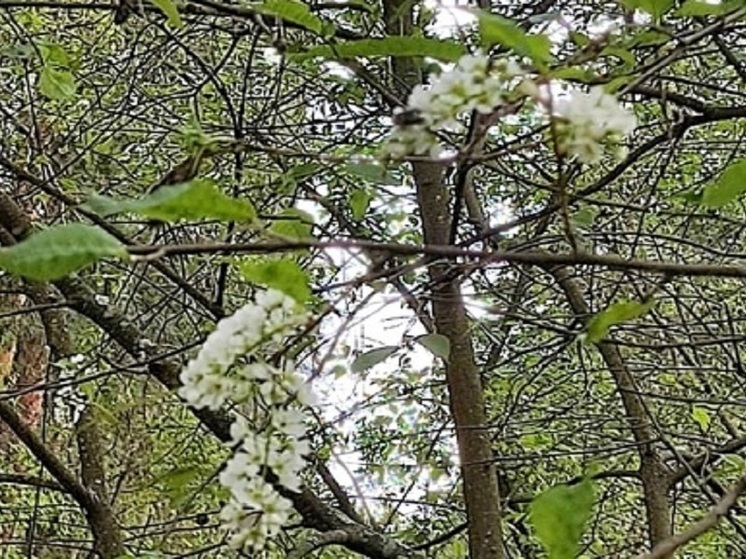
[530,479,595,559]
[700,159,746,208]
[2,1,746,558]
[586,299,655,343]
[84,179,257,223]
[0,224,128,280]
[477,11,552,65]
[238,257,312,302]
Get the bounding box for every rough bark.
[378,1,505,556]
[550,265,672,554]
[76,408,125,558]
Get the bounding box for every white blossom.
[271,408,307,438]
[553,86,637,163]
[177,288,318,552]
[385,52,528,158]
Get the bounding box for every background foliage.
[1,0,746,557]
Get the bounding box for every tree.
[1,0,746,557]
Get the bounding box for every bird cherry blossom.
[178,289,315,552]
[551,85,637,163]
[386,53,525,159]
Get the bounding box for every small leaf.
[572,207,596,229]
[158,465,202,505]
[84,179,256,223]
[349,189,373,221]
[254,0,325,34]
[530,478,595,559]
[676,0,737,16]
[476,11,552,65]
[620,0,674,21]
[238,257,312,303]
[38,42,70,66]
[415,333,451,361]
[0,224,128,281]
[700,159,746,208]
[628,30,673,47]
[151,0,183,27]
[344,163,398,185]
[551,67,598,83]
[586,299,654,343]
[291,37,466,62]
[351,346,398,373]
[269,208,315,239]
[692,406,711,430]
[39,66,76,101]
[601,45,636,68]
[159,465,202,491]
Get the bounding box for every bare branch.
[636,475,746,559]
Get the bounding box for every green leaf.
[601,45,636,68]
[700,159,746,208]
[620,0,675,21]
[38,42,70,66]
[160,465,202,490]
[550,67,598,83]
[151,0,183,27]
[39,65,76,101]
[415,333,451,361]
[0,224,128,281]
[349,189,373,221]
[291,37,466,62]
[254,0,325,34]
[239,258,312,303]
[628,30,673,47]
[351,346,398,373]
[158,465,202,505]
[676,0,738,16]
[83,179,256,223]
[572,207,597,229]
[344,163,398,185]
[692,406,711,430]
[269,208,315,239]
[476,11,552,65]
[586,299,654,343]
[530,478,595,559]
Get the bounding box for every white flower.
[271,408,308,438]
[177,289,316,552]
[281,373,318,407]
[407,85,433,113]
[221,502,268,551]
[457,53,489,75]
[260,490,294,528]
[283,437,311,461]
[259,378,290,405]
[179,373,234,410]
[386,52,524,157]
[387,125,442,159]
[220,453,262,500]
[553,86,636,163]
[229,416,253,445]
[241,432,272,464]
[267,448,306,491]
[236,361,275,382]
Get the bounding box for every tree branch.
[635,475,746,559]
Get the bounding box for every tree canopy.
[1,0,746,558]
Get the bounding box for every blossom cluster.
[552,85,637,163]
[179,289,315,551]
[385,52,636,164]
[387,54,523,159]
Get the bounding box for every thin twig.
[635,474,746,559]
